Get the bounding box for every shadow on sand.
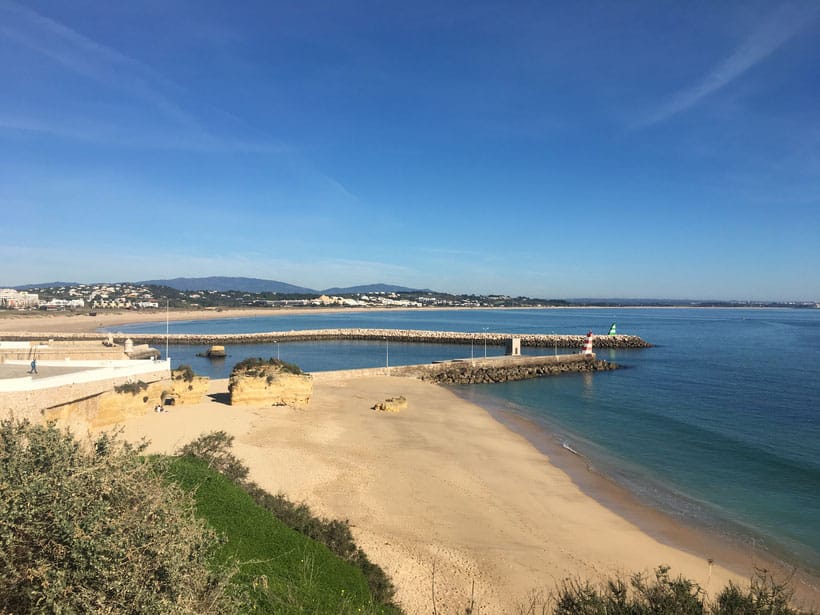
[207,392,231,406]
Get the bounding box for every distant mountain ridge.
[137,276,421,295]
[13,282,79,290]
[322,283,421,294]
[138,276,315,294]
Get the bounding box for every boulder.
[372,396,407,413]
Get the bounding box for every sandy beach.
[0,307,313,333]
[5,308,818,611]
[103,373,816,614]
[0,304,663,335]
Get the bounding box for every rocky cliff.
[229,359,312,407]
[168,368,209,405]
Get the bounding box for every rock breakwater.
[3,328,651,349]
[415,357,617,384]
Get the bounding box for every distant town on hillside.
[1,277,817,312]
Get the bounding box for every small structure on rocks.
[505,337,521,356]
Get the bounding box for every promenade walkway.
[0,363,97,380]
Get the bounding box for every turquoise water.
[110,308,820,573]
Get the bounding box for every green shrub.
[551,566,812,615]
[114,379,148,395]
[174,364,196,382]
[0,419,238,614]
[177,431,249,483]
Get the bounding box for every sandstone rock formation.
[43,380,170,431]
[229,359,312,407]
[168,367,209,405]
[372,396,407,413]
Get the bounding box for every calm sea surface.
[109,308,820,573]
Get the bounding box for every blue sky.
[1,1,818,300]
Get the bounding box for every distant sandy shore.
[105,375,818,613]
[0,304,770,336]
[0,307,367,334]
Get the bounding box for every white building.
[0,289,40,309]
[42,298,84,309]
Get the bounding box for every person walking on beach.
[29,358,37,374]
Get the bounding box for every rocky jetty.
[417,357,617,385]
[8,329,651,349]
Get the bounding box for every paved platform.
[0,363,97,380]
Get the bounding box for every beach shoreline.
[5,308,818,610]
[101,374,819,613]
[0,303,794,335]
[457,388,820,602]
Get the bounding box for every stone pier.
[1,328,652,349]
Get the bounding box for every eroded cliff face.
[41,380,170,432]
[229,367,312,407]
[168,371,209,405]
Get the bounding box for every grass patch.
[166,456,398,614]
[178,432,397,607]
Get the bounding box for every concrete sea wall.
[0,359,171,428]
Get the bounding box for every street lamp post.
[483,327,488,358]
[274,340,279,360]
[385,337,390,372]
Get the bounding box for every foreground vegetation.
[1,419,814,614]
[0,420,396,614]
[177,431,397,608]
[543,565,814,615]
[167,455,396,614]
[0,419,236,613]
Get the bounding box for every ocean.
[109,307,820,574]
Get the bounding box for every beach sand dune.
[111,373,787,614]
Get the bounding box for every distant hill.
[138,277,316,294]
[321,283,422,294]
[137,277,424,295]
[13,282,79,290]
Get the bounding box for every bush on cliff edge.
[178,431,397,608]
[0,419,237,614]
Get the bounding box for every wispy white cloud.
[637,5,817,128]
[0,1,197,126]
[0,112,284,154]
[0,1,282,153]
